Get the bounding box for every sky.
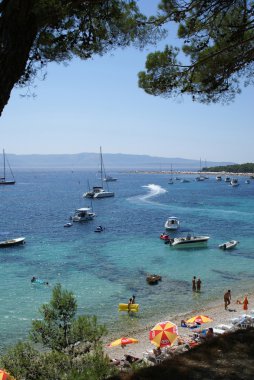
[0,1,253,163]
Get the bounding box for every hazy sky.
[0,1,253,163]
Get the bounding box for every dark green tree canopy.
[138,0,254,104]
[0,0,162,116]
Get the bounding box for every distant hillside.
[204,163,254,173]
[1,152,235,170]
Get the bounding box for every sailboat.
[168,164,174,184]
[0,149,15,185]
[83,147,115,199]
[196,158,205,181]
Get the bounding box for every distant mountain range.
[2,152,235,170]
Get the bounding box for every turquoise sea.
[0,170,254,352]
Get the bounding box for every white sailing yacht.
[0,149,15,185]
[83,147,115,199]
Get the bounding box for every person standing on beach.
[243,295,249,311]
[224,290,231,310]
[192,276,196,291]
[197,278,202,292]
[128,298,132,312]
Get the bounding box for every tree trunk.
[0,0,38,116]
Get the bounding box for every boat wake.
[141,184,167,200]
[128,184,167,206]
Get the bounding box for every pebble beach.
[104,291,254,361]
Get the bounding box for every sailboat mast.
[100,146,103,187]
[3,149,5,180]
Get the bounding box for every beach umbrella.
[149,320,178,348]
[0,369,15,380]
[107,337,139,347]
[186,315,213,325]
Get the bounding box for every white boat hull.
[93,191,114,198]
[219,240,238,250]
[164,217,180,230]
[0,237,25,248]
[170,236,209,248]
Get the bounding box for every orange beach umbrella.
[107,337,139,347]
[0,370,15,380]
[149,320,178,348]
[186,315,213,325]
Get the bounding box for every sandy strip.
[104,292,254,360]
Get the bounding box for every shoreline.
[127,170,254,177]
[104,290,254,360]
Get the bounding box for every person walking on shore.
[192,276,196,291]
[224,290,231,310]
[197,278,202,292]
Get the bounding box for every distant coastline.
[127,170,253,177]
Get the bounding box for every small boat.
[225,176,231,182]
[160,233,170,241]
[94,225,104,232]
[0,149,15,185]
[146,274,162,285]
[230,178,239,187]
[219,240,239,250]
[245,180,250,184]
[103,175,117,182]
[0,237,25,248]
[216,176,222,181]
[64,222,73,227]
[196,176,205,181]
[71,207,95,222]
[164,216,180,230]
[170,235,209,247]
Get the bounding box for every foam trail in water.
[140,184,167,200]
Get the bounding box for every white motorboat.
[225,176,231,182]
[83,147,115,199]
[230,178,239,187]
[0,237,25,248]
[164,217,180,230]
[71,207,95,222]
[170,235,209,247]
[219,240,239,250]
[216,176,222,181]
[181,179,190,183]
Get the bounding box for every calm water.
[0,170,254,351]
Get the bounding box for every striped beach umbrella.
[149,321,178,348]
[186,315,213,325]
[107,337,139,347]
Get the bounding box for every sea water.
[0,170,254,351]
